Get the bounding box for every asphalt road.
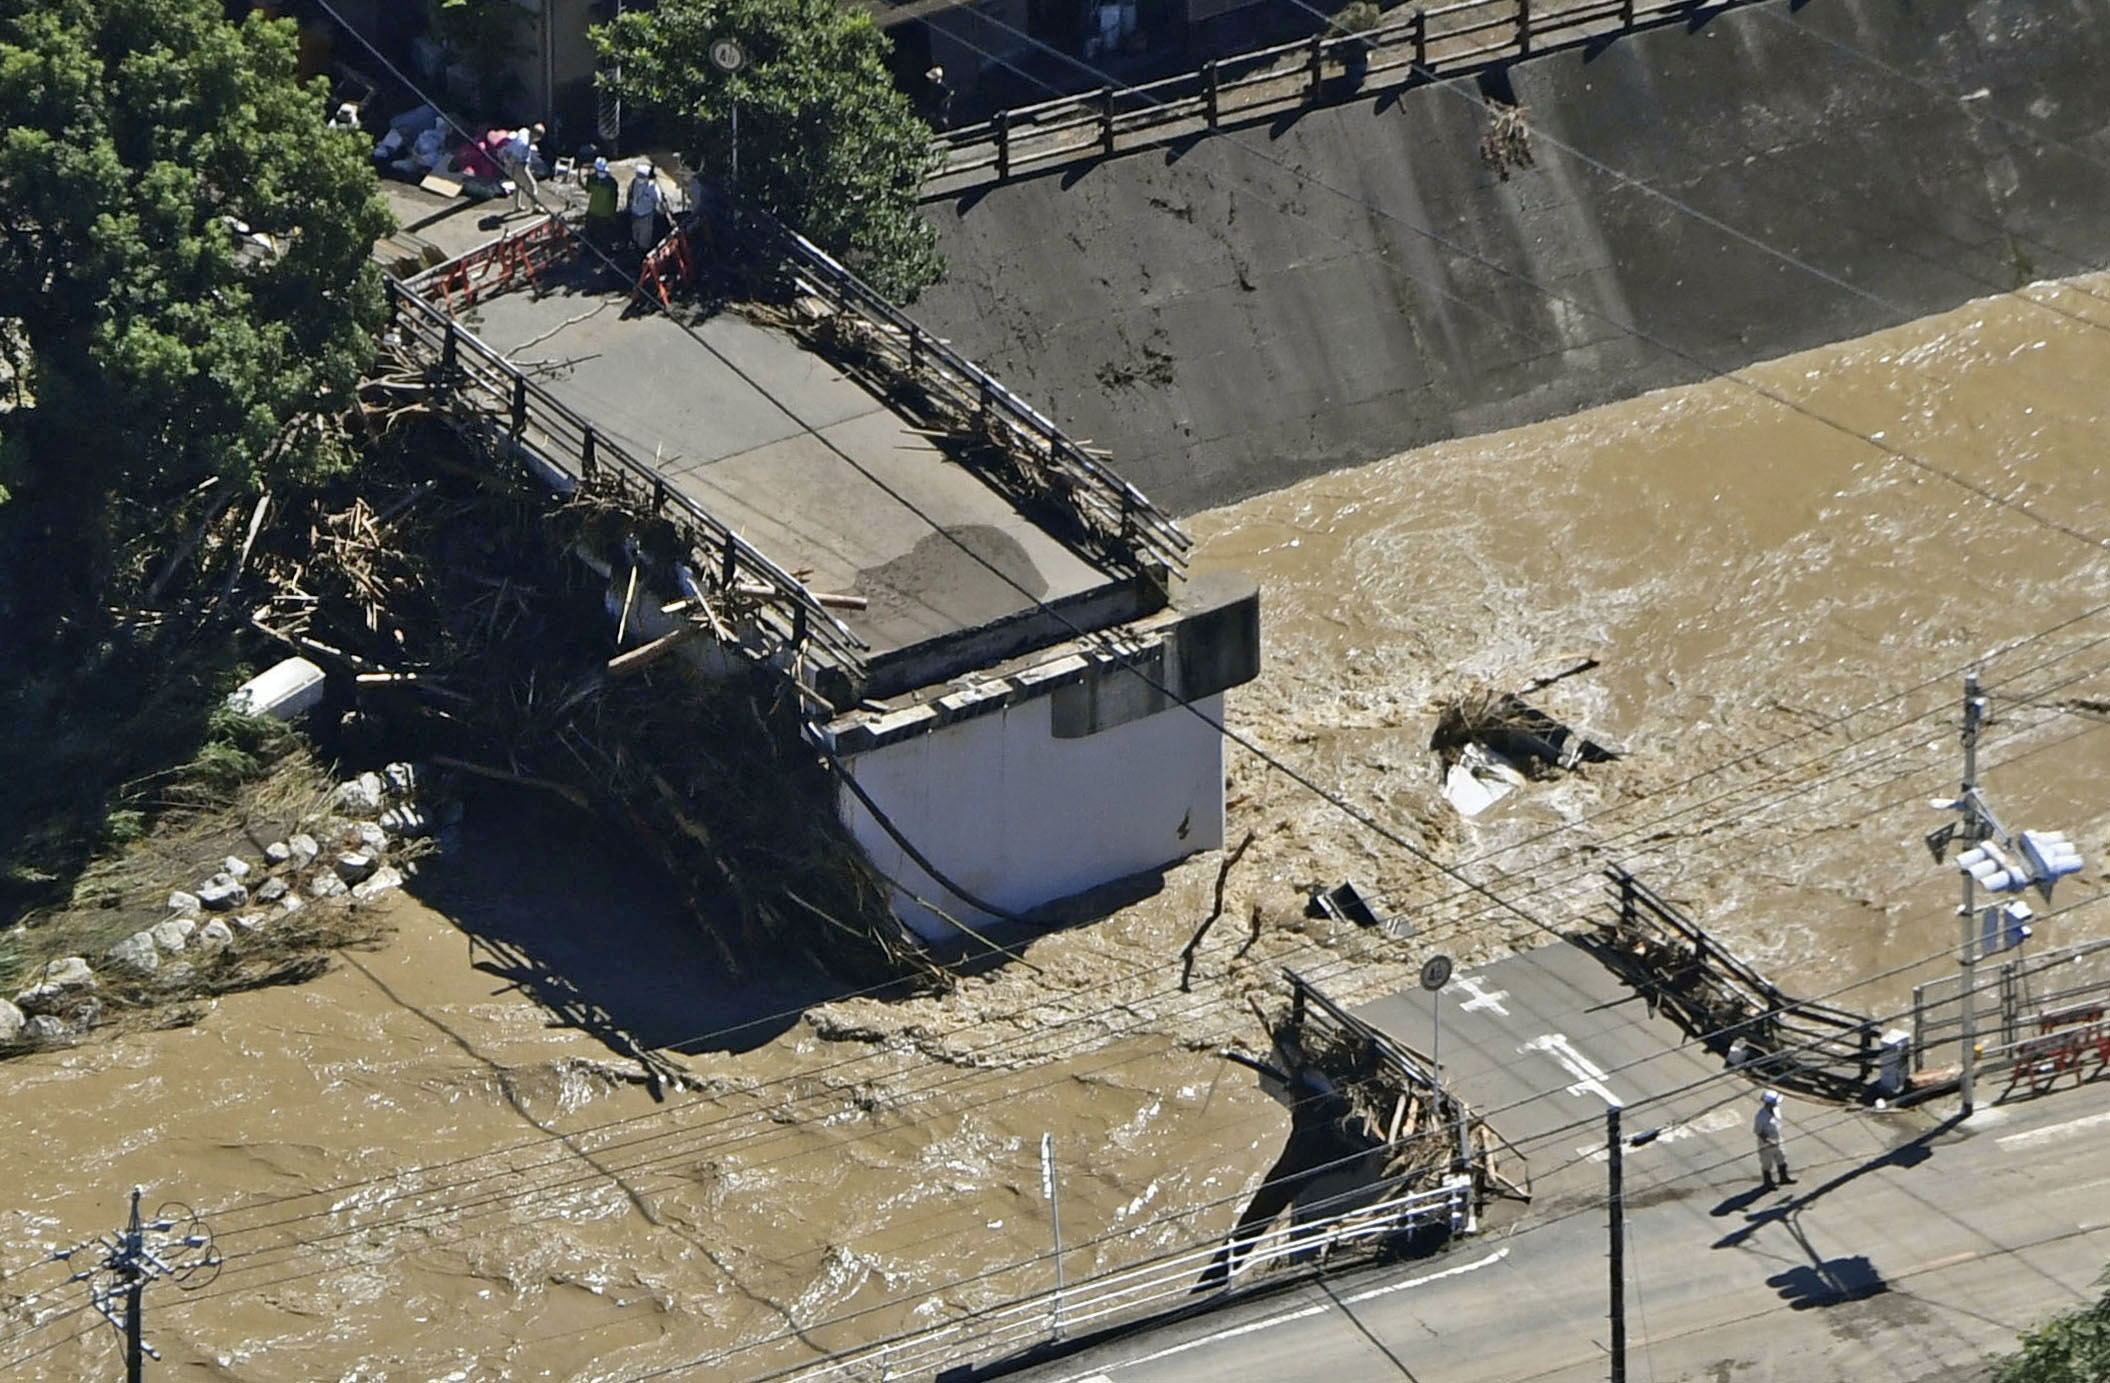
[1004,948,2110,1383]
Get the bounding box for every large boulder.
[24,1014,68,1044]
[221,856,252,880]
[14,957,97,1014]
[196,874,250,912]
[150,920,191,954]
[106,932,162,979]
[255,878,289,904]
[351,866,404,902]
[307,872,349,900]
[287,833,320,867]
[334,851,377,885]
[0,998,23,1042]
[167,890,201,916]
[197,919,236,952]
[335,772,385,814]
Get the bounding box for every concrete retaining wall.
[915,0,2110,513]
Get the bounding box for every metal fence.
[758,1178,1473,1383]
[384,263,870,683]
[754,218,1192,579]
[935,0,1765,188]
[1911,936,2110,1092]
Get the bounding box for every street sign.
[1420,954,1454,992]
[709,38,746,73]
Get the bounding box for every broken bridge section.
[382,213,1260,943]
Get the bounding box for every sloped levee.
[916,0,2110,514]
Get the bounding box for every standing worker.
[498,122,545,211]
[626,159,663,253]
[924,65,955,130]
[584,156,620,248]
[1754,1090,1795,1189]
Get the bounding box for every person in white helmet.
[626,160,663,252]
[1754,1090,1795,1188]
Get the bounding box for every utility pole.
[1927,672,2085,1117]
[53,1186,220,1380]
[1607,1106,1624,1383]
[1041,1132,1066,1340]
[1957,672,1985,1115]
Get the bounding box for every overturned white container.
[225,657,327,722]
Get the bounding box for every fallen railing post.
[1101,86,1117,154]
[995,107,1011,181]
[1205,60,1221,127]
[1517,0,1533,55]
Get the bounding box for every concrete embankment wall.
[915,0,2110,514]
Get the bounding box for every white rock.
[349,820,388,852]
[307,872,349,900]
[335,851,378,885]
[71,997,102,1033]
[255,878,289,904]
[150,921,191,954]
[167,890,202,915]
[232,912,269,935]
[174,917,197,939]
[351,865,405,902]
[24,1014,68,1044]
[25,956,94,992]
[197,874,250,912]
[221,856,252,880]
[278,891,306,915]
[382,762,420,798]
[335,773,385,814]
[0,998,23,1042]
[159,962,198,990]
[197,919,236,952]
[107,932,162,979]
[288,833,320,866]
[264,840,292,865]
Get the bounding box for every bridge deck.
[1358,939,1737,1190]
[464,282,1119,663]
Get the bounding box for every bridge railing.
[753,216,1192,578]
[1595,866,1881,1102]
[384,271,870,678]
[754,1178,1471,1383]
[936,0,1756,188]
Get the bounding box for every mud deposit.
[4,276,2109,1379]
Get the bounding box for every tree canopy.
[1991,1269,2110,1383]
[0,0,390,631]
[595,0,943,300]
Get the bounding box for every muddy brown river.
[3,275,2108,1380]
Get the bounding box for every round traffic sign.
[1419,954,1453,992]
[709,37,746,73]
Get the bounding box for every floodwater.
[4,274,2109,1381]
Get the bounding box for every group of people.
[582,156,667,252]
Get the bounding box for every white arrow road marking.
[1522,1033,1623,1107]
[1455,976,1510,1015]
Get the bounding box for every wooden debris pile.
[245,421,942,992]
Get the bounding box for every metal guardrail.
[933,0,1763,189]
[1596,867,1881,1102]
[754,217,1192,579]
[759,1178,1471,1382]
[383,265,870,680]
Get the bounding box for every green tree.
[0,0,390,632]
[595,0,943,300]
[1991,1269,2110,1383]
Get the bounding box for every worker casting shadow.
[1711,1113,1957,1251]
